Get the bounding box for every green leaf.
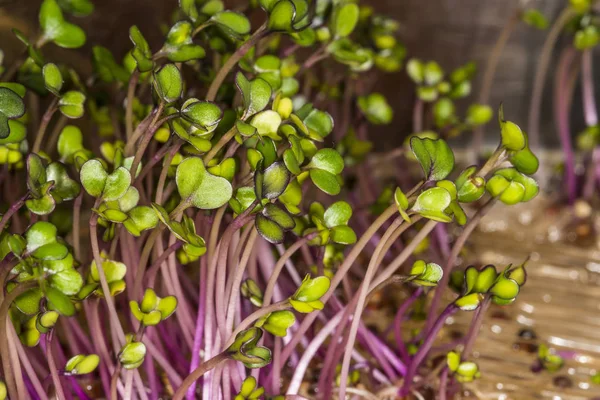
[93,46,129,83]
[14,289,43,315]
[259,310,295,337]
[176,157,233,209]
[42,63,63,95]
[25,221,58,252]
[0,87,26,139]
[129,26,153,72]
[410,136,454,181]
[293,275,330,302]
[490,277,520,300]
[268,0,296,32]
[309,169,340,195]
[46,162,80,201]
[57,125,84,162]
[128,206,159,232]
[454,293,483,311]
[302,109,334,139]
[212,11,251,37]
[262,203,294,229]
[49,268,83,296]
[180,99,222,133]
[153,64,183,104]
[308,148,344,175]
[57,0,95,16]
[103,167,131,201]
[331,2,359,38]
[39,0,86,48]
[466,104,492,126]
[156,296,177,320]
[46,286,75,316]
[36,310,59,333]
[498,105,525,151]
[255,214,285,244]
[411,187,453,222]
[455,166,485,203]
[119,341,146,369]
[259,161,290,199]
[236,74,272,119]
[59,91,86,119]
[80,159,108,198]
[65,354,100,375]
[410,260,443,286]
[250,110,282,138]
[357,93,393,125]
[330,225,356,245]
[26,194,56,216]
[323,201,352,227]
[163,21,205,62]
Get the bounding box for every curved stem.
[146,241,183,287]
[110,364,122,400]
[32,97,59,153]
[0,192,29,233]
[172,352,229,400]
[338,217,407,399]
[225,300,290,348]
[129,103,166,180]
[461,296,492,359]
[206,23,268,101]
[527,7,576,150]
[582,49,598,127]
[423,199,496,336]
[0,281,37,399]
[46,331,66,400]
[263,234,316,306]
[401,304,458,395]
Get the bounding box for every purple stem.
[400,304,458,396]
[554,46,578,204]
[394,288,423,364]
[187,258,207,400]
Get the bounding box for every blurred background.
[0,0,585,150]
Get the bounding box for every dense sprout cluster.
[4,0,589,399]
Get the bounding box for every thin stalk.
[0,281,37,399]
[124,109,157,156]
[129,102,166,180]
[203,126,238,164]
[125,70,140,140]
[146,241,183,287]
[263,234,317,306]
[46,331,66,400]
[206,23,268,101]
[278,205,398,367]
[394,287,423,363]
[554,46,578,204]
[528,7,577,150]
[582,49,598,127]
[90,209,126,343]
[400,304,459,395]
[338,217,408,399]
[462,296,492,359]
[225,300,291,348]
[0,192,29,232]
[224,228,258,333]
[473,8,521,156]
[16,336,48,400]
[173,352,229,400]
[186,257,207,400]
[413,99,423,133]
[110,364,122,400]
[423,199,496,335]
[32,97,59,153]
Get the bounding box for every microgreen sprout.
[0,0,554,399]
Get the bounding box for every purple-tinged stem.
[528,7,577,150]
[462,296,492,359]
[582,50,598,127]
[423,199,496,335]
[0,192,29,233]
[400,304,458,396]
[439,367,449,400]
[187,257,207,400]
[46,331,66,400]
[554,46,578,205]
[394,288,423,364]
